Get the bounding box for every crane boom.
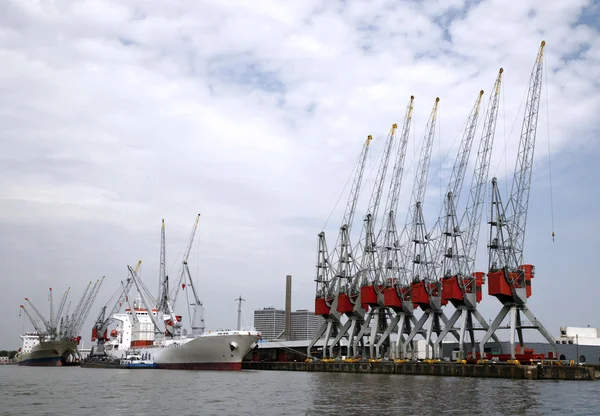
[459,69,503,277]
[406,97,440,286]
[438,90,484,278]
[379,97,414,284]
[20,304,45,335]
[480,41,556,360]
[505,41,546,267]
[357,124,397,287]
[170,214,201,310]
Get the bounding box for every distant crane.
[479,41,557,360]
[309,135,372,358]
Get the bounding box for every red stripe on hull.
[155,362,242,371]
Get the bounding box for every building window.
[559,354,566,360]
[580,355,586,363]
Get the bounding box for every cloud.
[1,0,598,348]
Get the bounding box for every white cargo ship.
[103,306,260,370]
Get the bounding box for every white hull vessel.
[104,308,260,370]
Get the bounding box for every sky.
[1,0,599,350]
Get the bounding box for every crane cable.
[544,54,555,242]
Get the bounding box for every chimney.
[284,274,292,340]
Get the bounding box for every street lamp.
[576,334,579,365]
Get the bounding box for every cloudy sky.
[1,0,598,349]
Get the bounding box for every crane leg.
[404,313,429,359]
[329,320,352,358]
[353,311,374,357]
[479,304,510,357]
[473,309,502,354]
[376,313,400,358]
[432,308,461,359]
[368,312,380,359]
[520,305,558,357]
[308,320,330,357]
[509,306,517,359]
[394,313,407,359]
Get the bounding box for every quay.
[242,361,598,380]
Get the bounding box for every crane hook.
[552,231,555,242]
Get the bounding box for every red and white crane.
[479,41,557,360]
[309,136,372,358]
[334,124,397,358]
[382,98,440,359]
[432,70,504,359]
[356,97,415,358]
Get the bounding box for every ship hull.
[109,332,259,371]
[16,340,79,367]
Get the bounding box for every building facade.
[254,308,324,341]
[290,310,324,341]
[254,308,286,340]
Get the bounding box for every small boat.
[119,351,155,369]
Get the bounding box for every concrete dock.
[242,361,598,380]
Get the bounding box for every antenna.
[235,295,245,331]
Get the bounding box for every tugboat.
[119,351,156,369]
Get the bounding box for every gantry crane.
[479,41,557,360]
[381,98,441,359]
[354,97,415,358]
[372,97,415,358]
[91,261,141,355]
[416,90,485,361]
[335,124,397,358]
[432,70,504,359]
[400,97,453,360]
[309,136,372,358]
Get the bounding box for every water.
[1,366,599,415]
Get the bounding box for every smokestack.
[284,275,292,340]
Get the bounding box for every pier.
[242,361,598,380]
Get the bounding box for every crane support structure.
[335,123,397,358]
[479,41,557,360]
[309,135,372,358]
[432,72,505,359]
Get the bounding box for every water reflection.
[307,372,543,415]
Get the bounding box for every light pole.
[576,334,579,365]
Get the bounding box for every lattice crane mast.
[398,97,447,360]
[479,41,557,360]
[432,70,504,359]
[335,124,397,358]
[155,219,180,338]
[309,135,372,358]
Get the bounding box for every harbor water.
[1,365,599,415]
